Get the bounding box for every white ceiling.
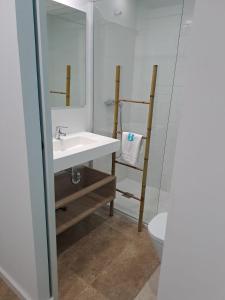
[138,0,182,9]
[47,0,86,24]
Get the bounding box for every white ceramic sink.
[53,132,120,173]
[53,135,95,152]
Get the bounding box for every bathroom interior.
[0,0,195,299]
[47,0,194,299]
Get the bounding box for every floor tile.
[58,268,87,300]
[148,266,161,296]
[58,219,129,284]
[78,285,108,300]
[0,210,160,300]
[0,279,19,300]
[91,235,159,300]
[135,267,161,300]
[135,286,157,300]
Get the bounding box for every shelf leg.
[110,200,114,216]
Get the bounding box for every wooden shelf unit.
[55,167,116,235]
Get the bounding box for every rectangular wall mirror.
[47,0,86,108]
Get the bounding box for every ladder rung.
[120,99,150,105]
[50,90,66,95]
[117,131,147,139]
[115,160,143,171]
[116,189,140,201]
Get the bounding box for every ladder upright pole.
[110,65,121,216]
[138,65,158,232]
[66,64,71,106]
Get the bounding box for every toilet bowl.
[148,212,168,260]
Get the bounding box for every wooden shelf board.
[56,192,114,235]
[55,175,115,209]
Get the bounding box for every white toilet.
[148,212,168,260]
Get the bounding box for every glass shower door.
[93,0,184,223]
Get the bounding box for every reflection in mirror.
[47,0,86,108]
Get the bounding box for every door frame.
[32,0,58,299]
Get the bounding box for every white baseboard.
[0,267,55,300]
[0,266,31,300]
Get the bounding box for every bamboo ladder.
[110,64,158,232]
[50,64,71,106]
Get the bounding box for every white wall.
[93,0,137,183]
[51,0,93,135]
[158,0,225,299]
[129,0,183,190]
[0,1,50,299]
[157,0,195,213]
[93,1,137,136]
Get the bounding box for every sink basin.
[53,136,95,152]
[53,132,120,173]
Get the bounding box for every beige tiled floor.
[57,207,160,299]
[0,208,160,300]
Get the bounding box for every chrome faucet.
[55,126,68,140]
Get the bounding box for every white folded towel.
[121,132,143,166]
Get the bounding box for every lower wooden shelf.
[55,166,116,235]
[56,192,114,235]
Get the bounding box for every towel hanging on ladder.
[121,132,143,166]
